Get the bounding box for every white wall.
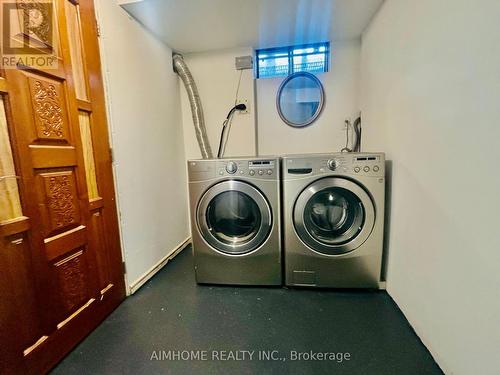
[95,0,190,289]
[257,41,361,155]
[180,48,256,160]
[361,1,500,374]
[180,42,361,159]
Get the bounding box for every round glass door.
[206,191,261,245]
[294,178,375,255]
[197,181,272,255]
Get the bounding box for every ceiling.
[119,0,384,53]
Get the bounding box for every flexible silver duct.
[173,54,213,159]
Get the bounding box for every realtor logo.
[1,0,57,69]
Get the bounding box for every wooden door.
[0,1,125,373]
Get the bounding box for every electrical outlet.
[236,99,250,114]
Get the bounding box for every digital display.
[249,160,274,168]
[355,156,378,161]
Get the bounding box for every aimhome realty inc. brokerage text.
[150,350,351,363]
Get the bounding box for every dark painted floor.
[52,247,442,375]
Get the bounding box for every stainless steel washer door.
[293,178,375,255]
[197,180,272,255]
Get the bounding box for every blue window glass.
[256,42,329,78]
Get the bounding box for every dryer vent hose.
[173,54,213,159]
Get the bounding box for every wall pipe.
[172,54,213,159]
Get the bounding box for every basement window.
[255,42,330,79]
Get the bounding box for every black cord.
[216,119,228,158]
[218,104,248,158]
[217,104,247,158]
[341,119,352,152]
[217,108,236,158]
[345,120,350,150]
[358,126,362,152]
[352,116,361,152]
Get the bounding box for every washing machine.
[187,157,281,285]
[282,153,385,288]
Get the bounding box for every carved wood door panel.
[0,1,125,373]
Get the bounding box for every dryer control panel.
[188,158,279,182]
[283,153,385,179]
[216,159,276,179]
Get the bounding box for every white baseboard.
[128,237,191,295]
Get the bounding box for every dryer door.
[197,180,272,255]
[294,177,375,255]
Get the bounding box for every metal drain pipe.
[173,54,213,159]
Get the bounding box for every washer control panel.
[327,158,341,171]
[284,153,385,179]
[352,155,383,175]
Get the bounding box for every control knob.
[225,161,238,174]
[327,159,340,171]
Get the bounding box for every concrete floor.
[52,247,442,375]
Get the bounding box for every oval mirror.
[276,72,324,127]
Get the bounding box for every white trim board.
[128,237,191,295]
